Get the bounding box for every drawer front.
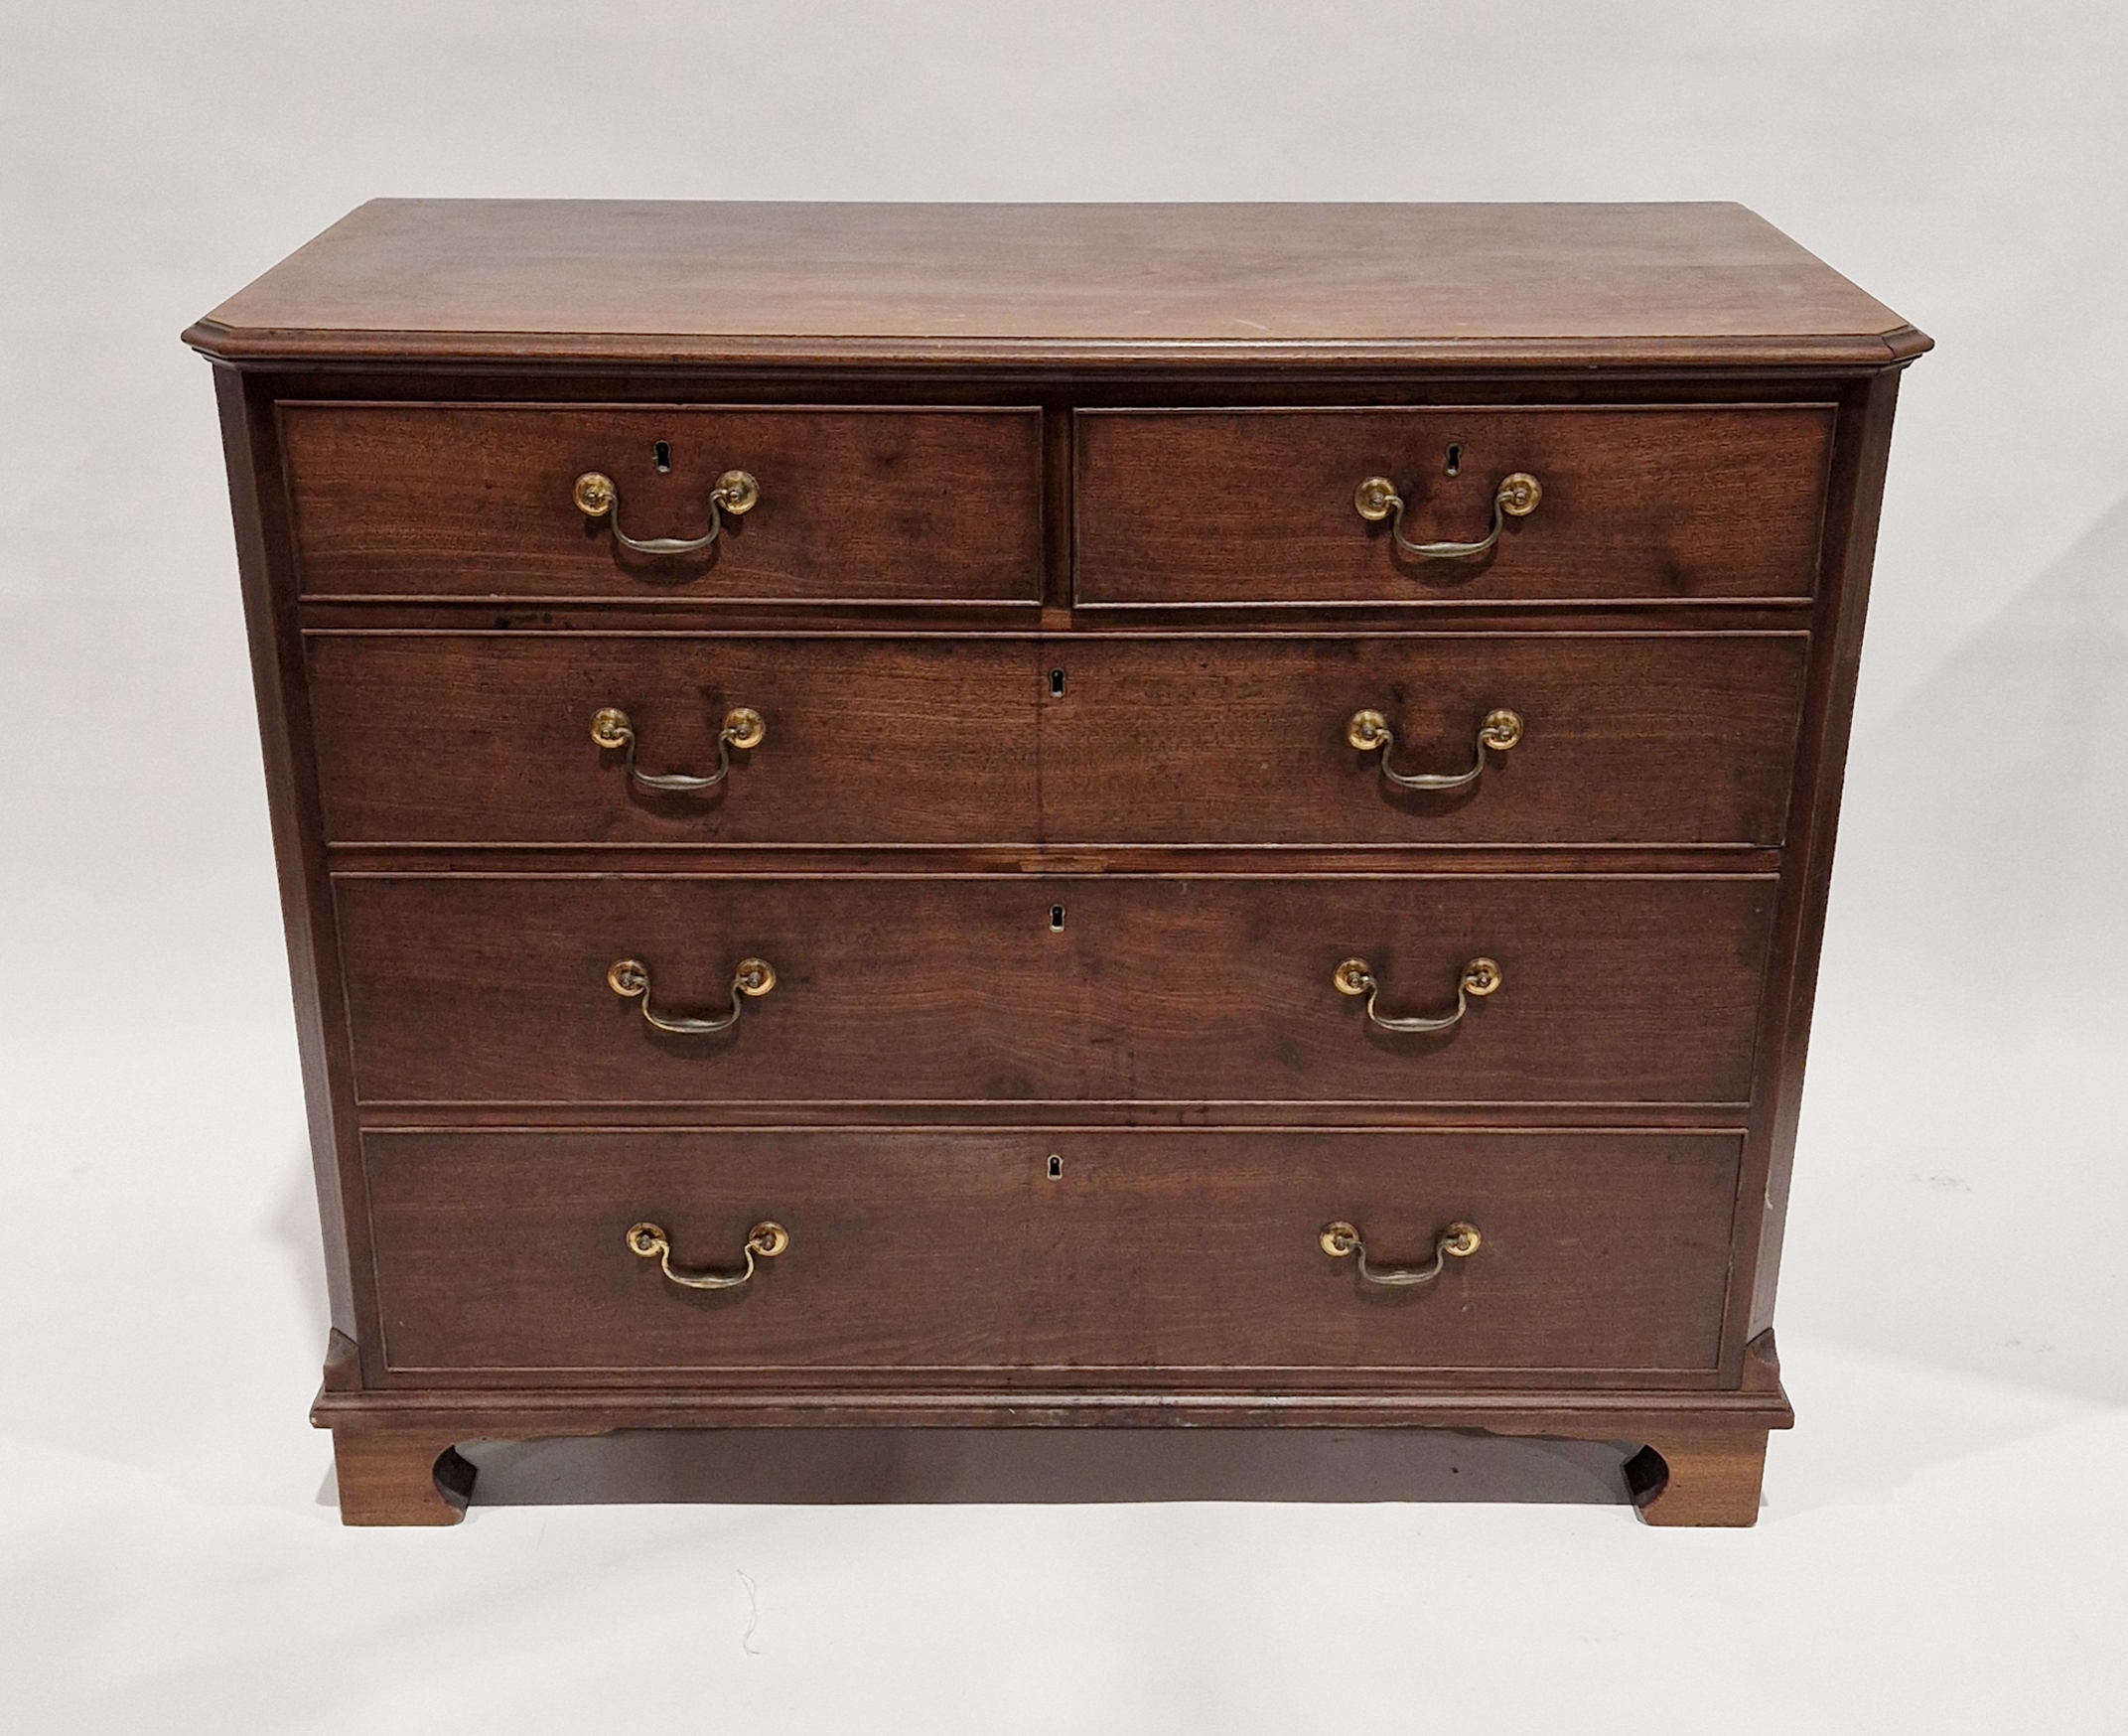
[361,1123,1728,1386]
[1040,633,1807,846]
[337,873,1774,1106]
[1074,406,1834,606]
[364,1128,1741,1377]
[309,634,1041,846]
[311,630,1803,850]
[280,403,1046,603]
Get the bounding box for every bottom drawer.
[363,1129,1741,1380]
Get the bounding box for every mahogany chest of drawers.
[188,201,1926,1525]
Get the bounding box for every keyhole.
[1047,1154,1064,1181]
[1049,668,1066,698]
[1050,905,1065,931]
[652,440,672,473]
[1445,443,1462,477]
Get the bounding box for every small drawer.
[1073,405,1834,606]
[336,872,1775,1107]
[280,402,1046,603]
[363,1128,1742,1378]
[1038,632,1807,846]
[308,633,1041,845]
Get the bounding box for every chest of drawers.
[188,201,1925,1525]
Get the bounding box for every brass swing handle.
[1335,955,1500,1033]
[1348,707,1521,792]
[591,705,765,793]
[1353,472,1541,560]
[1320,1219,1482,1286]
[574,468,760,555]
[608,956,776,1034]
[627,1220,788,1290]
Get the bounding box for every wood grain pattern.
[334,873,1777,1107]
[1626,1429,1771,1525]
[327,1425,478,1524]
[361,1128,1741,1377]
[307,630,1805,849]
[1074,407,1834,606]
[279,403,1045,602]
[185,201,1921,369]
[181,200,1922,1523]
[314,1381,1793,1430]
[307,634,1042,845]
[1038,633,1808,847]
[213,367,367,1341]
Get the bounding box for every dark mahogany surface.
[186,200,1924,1522]
[308,630,1805,849]
[1037,633,1808,847]
[364,1128,1742,1378]
[308,634,1044,846]
[1074,406,1834,606]
[186,200,1920,369]
[281,402,1045,603]
[334,872,1776,1107]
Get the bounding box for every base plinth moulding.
[312,1333,1792,1528]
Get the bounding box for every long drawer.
[336,872,1776,1106]
[306,631,1806,848]
[363,1128,1743,1377]
[279,402,1046,602]
[1074,405,1834,606]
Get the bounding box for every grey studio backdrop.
[2,5,2122,1732]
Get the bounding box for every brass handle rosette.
[1352,471,1540,561]
[1319,1219,1482,1287]
[1334,955,1500,1034]
[574,467,760,556]
[626,1220,789,1290]
[591,705,766,793]
[1347,707,1522,792]
[608,955,777,1035]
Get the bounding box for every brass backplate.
[722,706,768,750]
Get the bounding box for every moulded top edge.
[184,201,1929,371]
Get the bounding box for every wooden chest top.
[184,199,1924,369]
